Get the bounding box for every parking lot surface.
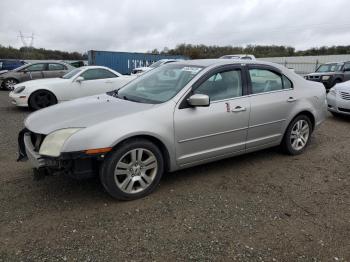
[0,91,349,261]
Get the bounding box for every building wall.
[260,54,350,75]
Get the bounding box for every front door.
[21,63,46,81]
[174,66,250,166]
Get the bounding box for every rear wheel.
[3,78,18,91]
[100,139,164,200]
[281,115,312,155]
[29,90,57,110]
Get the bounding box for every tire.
[100,139,164,200]
[29,90,57,110]
[3,78,19,91]
[281,115,312,155]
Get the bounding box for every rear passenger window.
[249,69,283,94]
[194,70,243,101]
[49,63,65,70]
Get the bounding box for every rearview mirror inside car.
[76,76,84,82]
[187,94,210,107]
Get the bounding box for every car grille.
[29,132,46,152]
[340,91,350,100]
[308,75,321,80]
[338,107,350,113]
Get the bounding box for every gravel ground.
[0,91,349,261]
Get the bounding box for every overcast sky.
[1,0,350,53]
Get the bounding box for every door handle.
[231,106,247,112]
[287,97,297,103]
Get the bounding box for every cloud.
[0,0,349,53]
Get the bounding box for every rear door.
[342,62,350,81]
[246,65,296,149]
[43,63,67,78]
[174,65,250,166]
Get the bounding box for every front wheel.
[3,78,19,91]
[281,115,312,155]
[29,90,57,110]
[100,139,164,200]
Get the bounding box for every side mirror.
[187,94,210,107]
[76,76,84,83]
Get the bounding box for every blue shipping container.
[88,50,186,75]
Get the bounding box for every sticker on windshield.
[181,67,202,74]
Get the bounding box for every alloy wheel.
[114,148,158,194]
[290,120,310,151]
[4,79,17,90]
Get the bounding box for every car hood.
[20,78,67,87]
[333,81,350,91]
[25,94,155,134]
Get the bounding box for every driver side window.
[194,70,243,101]
[80,69,117,81]
[26,63,46,72]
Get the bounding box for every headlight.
[329,88,336,96]
[14,86,25,94]
[39,128,82,157]
[322,76,331,80]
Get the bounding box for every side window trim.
[246,64,293,95]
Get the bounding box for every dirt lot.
[0,91,349,261]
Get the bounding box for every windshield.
[13,64,30,72]
[62,68,82,79]
[116,64,203,104]
[316,63,343,72]
[149,60,165,68]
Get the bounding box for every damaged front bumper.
[18,129,100,179]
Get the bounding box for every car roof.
[77,65,112,70]
[172,58,279,68]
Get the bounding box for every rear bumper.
[18,129,100,179]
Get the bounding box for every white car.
[220,54,256,60]
[131,59,181,75]
[9,66,136,110]
[327,81,350,116]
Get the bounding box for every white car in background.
[220,54,256,60]
[131,59,181,75]
[327,81,350,116]
[9,66,136,110]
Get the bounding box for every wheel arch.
[289,110,316,132]
[110,134,172,172]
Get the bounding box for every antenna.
[18,31,34,47]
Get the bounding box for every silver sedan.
[18,59,327,200]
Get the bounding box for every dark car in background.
[0,61,75,90]
[304,61,350,90]
[0,59,27,72]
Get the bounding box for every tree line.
[156,44,350,59]
[0,45,86,60]
[2,44,350,61]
